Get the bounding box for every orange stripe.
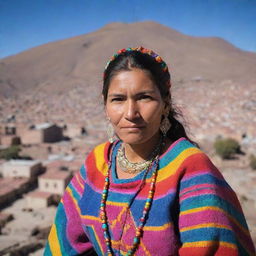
[182,240,237,249]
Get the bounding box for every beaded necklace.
[100,142,160,256]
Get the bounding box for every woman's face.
[105,68,165,145]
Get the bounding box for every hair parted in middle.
[102,46,197,145]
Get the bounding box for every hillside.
[1,21,256,97]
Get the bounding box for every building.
[38,171,72,195]
[63,124,87,138]
[0,135,20,147]
[2,160,42,178]
[0,177,32,208]
[25,190,53,209]
[0,123,20,147]
[0,123,16,136]
[21,123,63,144]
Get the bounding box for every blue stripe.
[180,227,236,244]
[68,182,81,202]
[131,192,176,226]
[79,184,101,216]
[55,203,75,255]
[159,139,196,169]
[180,173,230,191]
[180,194,248,229]
[80,164,87,180]
[43,242,52,256]
[86,226,103,256]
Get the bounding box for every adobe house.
[21,123,63,145]
[0,177,32,208]
[38,171,72,195]
[2,160,42,179]
[25,190,53,209]
[63,124,87,138]
[0,123,21,147]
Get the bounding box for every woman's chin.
[118,133,146,145]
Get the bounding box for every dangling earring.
[160,111,171,136]
[106,118,115,143]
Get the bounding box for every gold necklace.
[117,138,163,174]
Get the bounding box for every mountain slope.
[1,21,256,97]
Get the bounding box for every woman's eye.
[111,97,124,102]
[139,95,152,100]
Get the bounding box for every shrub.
[214,137,241,159]
[249,155,256,170]
[0,146,21,160]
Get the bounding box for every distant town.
[0,119,107,255]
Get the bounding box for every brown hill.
[1,21,256,97]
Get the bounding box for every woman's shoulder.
[83,141,113,175]
[161,137,221,176]
[161,137,202,163]
[85,141,111,160]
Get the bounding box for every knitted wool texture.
[44,138,256,256]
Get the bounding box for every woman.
[44,47,255,256]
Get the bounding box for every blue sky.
[0,0,256,58]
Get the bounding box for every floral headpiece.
[104,46,171,88]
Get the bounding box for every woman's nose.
[125,100,139,120]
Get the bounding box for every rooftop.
[39,170,72,180]
[25,190,53,198]
[34,123,53,130]
[2,160,41,166]
[0,177,30,195]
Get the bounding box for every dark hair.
[102,50,197,146]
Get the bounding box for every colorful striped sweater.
[44,137,256,256]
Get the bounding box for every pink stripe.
[180,183,216,195]
[179,209,252,248]
[181,170,222,182]
[180,188,219,201]
[160,137,186,159]
[71,175,84,196]
[77,171,85,185]
[179,209,231,228]
[180,187,242,213]
[63,191,92,253]
[136,188,176,200]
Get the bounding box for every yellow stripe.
[111,206,128,228]
[94,142,108,175]
[66,187,80,213]
[90,225,104,255]
[76,172,84,190]
[180,222,232,232]
[139,240,152,256]
[180,206,250,236]
[182,240,237,249]
[48,224,62,255]
[144,222,172,231]
[81,215,100,221]
[180,206,223,216]
[156,148,201,182]
[106,201,128,207]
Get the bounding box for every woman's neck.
[123,132,162,163]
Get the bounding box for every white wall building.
[38,171,72,195]
[2,160,42,178]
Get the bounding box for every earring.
[106,118,115,143]
[160,113,171,136]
